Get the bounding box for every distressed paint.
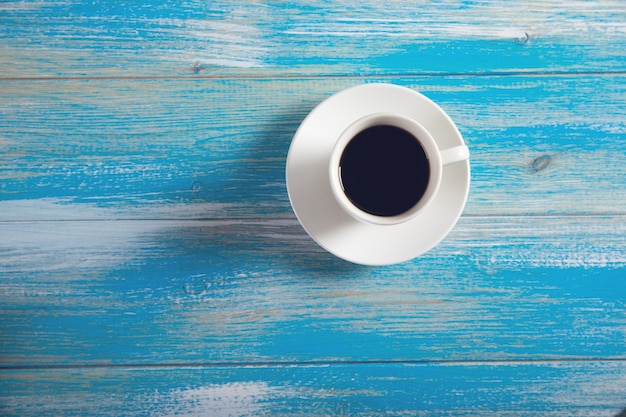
[1,0,626,77]
[1,0,626,415]
[1,362,626,416]
[0,76,625,217]
[0,215,624,366]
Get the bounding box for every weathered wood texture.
[1,0,626,77]
[1,0,625,415]
[2,362,625,416]
[1,216,625,367]
[1,76,625,217]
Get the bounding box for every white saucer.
[286,83,470,266]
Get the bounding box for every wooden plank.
[1,0,626,78]
[1,216,624,366]
[1,362,626,416]
[2,1,624,415]
[1,76,625,219]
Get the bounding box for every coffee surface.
[339,125,430,217]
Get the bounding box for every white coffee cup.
[328,113,469,226]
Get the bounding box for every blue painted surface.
[1,1,626,77]
[1,1,626,415]
[2,362,626,416]
[1,76,624,215]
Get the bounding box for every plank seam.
[1,213,625,224]
[1,70,626,82]
[3,358,626,371]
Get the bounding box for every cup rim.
[328,113,443,226]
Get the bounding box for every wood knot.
[191,179,202,194]
[516,32,530,45]
[191,61,204,74]
[530,154,552,173]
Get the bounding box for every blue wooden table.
[1,1,626,415]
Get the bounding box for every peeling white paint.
[156,382,286,417]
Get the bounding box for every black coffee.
[339,125,430,217]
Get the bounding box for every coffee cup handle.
[440,145,470,166]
